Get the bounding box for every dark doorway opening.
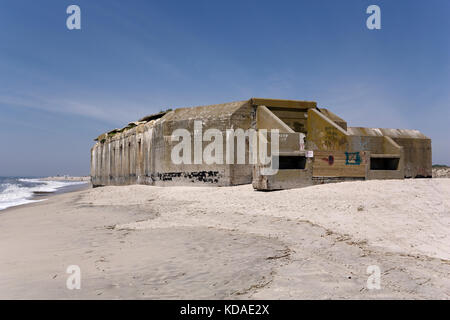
[276,156,307,170]
[370,157,399,170]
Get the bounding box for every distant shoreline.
[39,176,91,182]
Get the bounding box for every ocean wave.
[0,179,87,211]
[18,179,86,193]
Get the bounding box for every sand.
[433,167,450,178]
[0,178,449,299]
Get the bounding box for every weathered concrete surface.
[347,127,431,178]
[91,98,432,190]
[92,100,254,187]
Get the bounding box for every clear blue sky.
[0,0,448,176]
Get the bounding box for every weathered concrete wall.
[388,137,431,178]
[92,98,432,190]
[347,127,431,178]
[256,105,294,133]
[312,151,368,178]
[252,161,313,190]
[317,108,347,131]
[92,100,255,187]
[304,110,412,181]
[306,108,349,151]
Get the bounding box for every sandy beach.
[0,178,449,299]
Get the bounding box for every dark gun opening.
[370,157,399,170]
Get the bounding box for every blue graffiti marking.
[345,152,361,165]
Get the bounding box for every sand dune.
[433,167,450,178]
[0,179,449,299]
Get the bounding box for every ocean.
[0,177,88,210]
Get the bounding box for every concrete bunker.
[91,98,431,190]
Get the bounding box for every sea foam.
[0,178,87,210]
